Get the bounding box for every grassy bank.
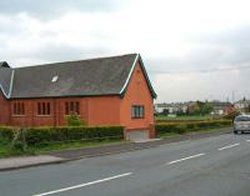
[0,125,124,158]
[0,138,125,158]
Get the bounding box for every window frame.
[65,101,80,115]
[12,102,25,116]
[132,105,145,119]
[37,102,51,116]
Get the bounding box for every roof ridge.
[14,53,138,70]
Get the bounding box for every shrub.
[11,128,27,151]
[176,124,187,134]
[66,114,86,126]
[25,126,124,145]
[0,125,124,146]
[156,120,231,137]
[0,126,13,141]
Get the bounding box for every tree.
[161,109,169,116]
[201,102,213,115]
[189,101,213,116]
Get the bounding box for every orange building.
[0,54,157,139]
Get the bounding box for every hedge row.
[0,126,14,141]
[0,126,124,145]
[156,119,207,124]
[156,120,232,136]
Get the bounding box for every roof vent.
[52,75,59,83]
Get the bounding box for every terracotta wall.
[120,62,155,130]
[87,96,121,126]
[0,95,121,127]
[6,97,88,127]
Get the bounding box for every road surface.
[1,131,250,196]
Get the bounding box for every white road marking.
[218,143,240,151]
[167,153,205,165]
[32,172,133,196]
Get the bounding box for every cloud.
[0,0,123,19]
[154,68,250,102]
[1,0,250,102]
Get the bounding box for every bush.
[176,124,187,134]
[11,128,27,151]
[25,126,124,145]
[156,120,231,137]
[0,125,124,146]
[0,126,13,141]
[66,114,86,126]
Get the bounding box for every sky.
[1,0,250,103]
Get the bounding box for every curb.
[0,158,76,172]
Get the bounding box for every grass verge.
[0,138,125,158]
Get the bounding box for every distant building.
[224,104,236,116]
[155,102,188,115]
[234,99,250,114]
[209,101,232,115]
[187,102,200,114]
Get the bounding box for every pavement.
[2,128,250,196]
[0,128,232,171]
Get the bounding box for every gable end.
[120,54,157,99]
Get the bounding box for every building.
[234,99,250,114]
[209,101,232,115]
[0,54,157,139]
[155,102,188,115]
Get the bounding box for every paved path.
[0,155,64,171]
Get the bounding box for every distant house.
[0,54,157,139]
[155,103,169,114]
[209,101,232,115]
[224,104,236,116]
[187,102,200,114]
[234,99,250,114]
[155,102,188,115]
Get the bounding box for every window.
[65,101,80,115]
[37,102,51,115]
[13,102,25,115]
[132,105,145,119]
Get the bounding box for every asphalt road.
[1,131,250,196]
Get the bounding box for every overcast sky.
[1,0,250,103]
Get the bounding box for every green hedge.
[0,126,14,141]
[156,120,232,137]
[156,119,206,124]
[0,126,124,145]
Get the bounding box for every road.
[1,131,250,196]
